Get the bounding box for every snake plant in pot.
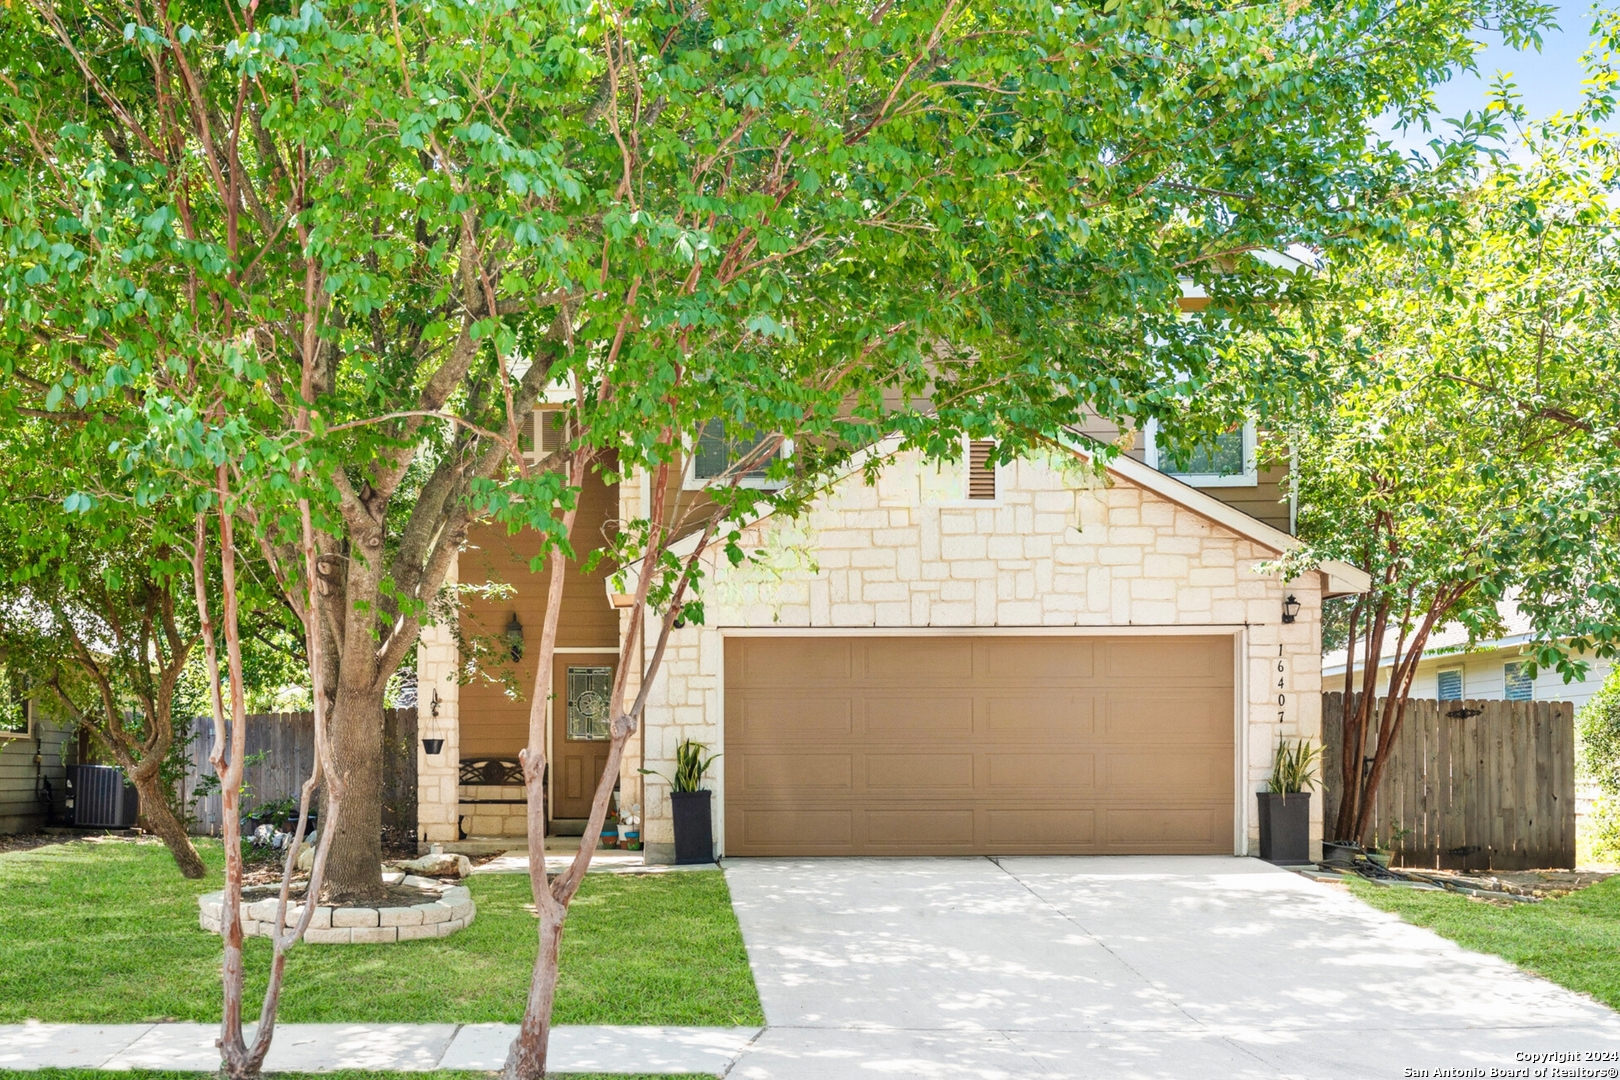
[641,739,720,864]
[1258,739,1320,864]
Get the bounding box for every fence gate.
[184,708,417,846]
[1321,693,1575,871]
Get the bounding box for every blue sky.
[1378,4,1603,152]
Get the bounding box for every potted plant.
[1365,825,1410,869]
[642,740,719,865]
[1257,739,1320,864]
[619,803,642,851]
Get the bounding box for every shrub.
[1577,668,1620,861]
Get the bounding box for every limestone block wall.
[416,562,462,851]
[638,450,1325,860]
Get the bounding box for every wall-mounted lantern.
[1281,595,1301,624]
[505,612,525,661]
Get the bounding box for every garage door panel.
[1102,637,1228,680]
[734,639,852,687]
[979,638,1096,681]
[861,639,975,683]
[1101,691,1229,741]
[987,809,1097,847]
[866,753,975,792]
[1104,808,1222,850]
[865,696,974,736]
[864,809,975,847]
[730,696,854,740]
[725,635,1233,857]
[986,753,1094,792]
[740,753,853,793]
[1104,752,1228,796]
[740,808,854,848]
[985,694,1095,738]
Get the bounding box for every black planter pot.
[1256,792,1311,864]
[670,790,714,865]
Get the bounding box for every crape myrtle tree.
[1284,39,1620,845]
[0,440,209,877]
[0,379,305,879]
[0,0,1550,948]
[421,9,1554,1079]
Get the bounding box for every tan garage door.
[723,635,1234,856]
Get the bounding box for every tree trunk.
[131,770,206,879]
[321,680,385,903]
[504,907,564,1080]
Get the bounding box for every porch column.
[416,555,461,852]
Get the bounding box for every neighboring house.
[0,685,74,834]
[416,407,1368,863]
[1322,601,1615,708]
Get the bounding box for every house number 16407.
[1277,645,1286,722]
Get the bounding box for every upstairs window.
[531,407,571,458]
[1503,661,1534,702]
[1436,668,1463,702]
[1144,420,1258,488]
[687,421,786,488]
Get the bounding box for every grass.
[0,839,761,1026]
[1348,876,1620,1009]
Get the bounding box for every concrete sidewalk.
[0,1022,762,1075]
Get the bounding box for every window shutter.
[967,441,996,500]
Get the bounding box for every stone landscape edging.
[197,874,475,944]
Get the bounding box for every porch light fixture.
[1281,595,1301,624]
[505,613,524,661]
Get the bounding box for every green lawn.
[0,839,761,1026]
[1349,876,1620,1009]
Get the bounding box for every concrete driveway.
[722,856,1620,1079]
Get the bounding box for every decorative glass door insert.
[566,666,613,741]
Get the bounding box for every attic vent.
[533,408,570,456]
[967,440,996,500]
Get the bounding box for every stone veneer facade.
[417,557,462,848]
[417,447,1333,859]
[634,450,1326,861]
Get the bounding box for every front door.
[551,659,615,823]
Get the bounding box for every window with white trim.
[0,665,28,737]
[1503,661,1533,702]
[530,406,570,459]
[1143,419,1258,487]
[684,421,787,488]
[1436,668,1463,702]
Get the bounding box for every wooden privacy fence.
[184,708,417,845]
[1321,692,1575,871]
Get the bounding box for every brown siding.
[459,465,620,758]
[1210,460,1291,535]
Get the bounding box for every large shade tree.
[0,0,1547,902]
[1286,39,1620,844]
